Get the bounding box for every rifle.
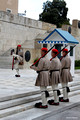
[50,44,68,61]
[31,45,55,66]
[60,45,76,61]
[12,56,14,70]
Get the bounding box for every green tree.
[39,0,70,28]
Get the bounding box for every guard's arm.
[31,59,44,71]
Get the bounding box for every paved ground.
[0,69,80,98]
[0,69,38,97]
[0,69,80,120]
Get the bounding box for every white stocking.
[52,84,59,103]
[40,86,47,106]
[62,82,68,100]
[16,69,19,75]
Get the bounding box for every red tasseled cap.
[17,45,21,47]
[52,49,58,53]
[41,48,48,51]
[63,48,68,52]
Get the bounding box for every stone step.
[0,81,80,103]
[0,94,41,110]
[0,62,12,64]
[1,48,12,56]
[0,61,12,64]
[1,94,80,120]
[0,60,12,63]
[0,65,11,69]
[0,56,12,69]
[0,90,41,102]
[0,90,80,119]
[0,84,79,111]
[0,64,12,66]
[0,56,12,60]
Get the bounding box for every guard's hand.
[30,66,33,69]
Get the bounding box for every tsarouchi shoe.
[35,102,42,108]
[39,105,48,109]
[60,98,69,102]
[35,102,48,109]
[59,97,63,101]
[48,99,54,105]
[48,101,59,106]
[15,75,20,77]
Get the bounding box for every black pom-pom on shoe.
[35,102,48,109]
[48,99,54,105]
[59,97,63,102]
[15,75,20,77]
[35,102,42,108]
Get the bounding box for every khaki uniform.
[31,55,50,106]
[32,55,50,87]
[49,56,61,85]
[61,55,73,100]
[49,56,61,103]
[61,55,73,83]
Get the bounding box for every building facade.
[0,11,80,69]
[62,20,80,60]
[0,11,56,69]
[0,0,18,14]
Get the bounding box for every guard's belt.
[62,67,69,70]
[37,69,49,74]
[50,69,60,77]
[50,69,60,73]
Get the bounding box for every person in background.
[11,45,23,77]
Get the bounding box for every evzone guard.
[59,48,73,102]
[30,48,50,108]
[30,47,73,108]
[11,45,23,77]
[48,49,61,105]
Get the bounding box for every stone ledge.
[33,101,80,120]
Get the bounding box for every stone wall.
[0,11,80,69]
[62,19,80,60]
[0,11,80,67]
[0,0,18,14]
[0,11,56,55]
[0,11,56,68]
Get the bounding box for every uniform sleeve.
[61,58,65,69]
[31,59,44,71]
[13,54,18,57]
